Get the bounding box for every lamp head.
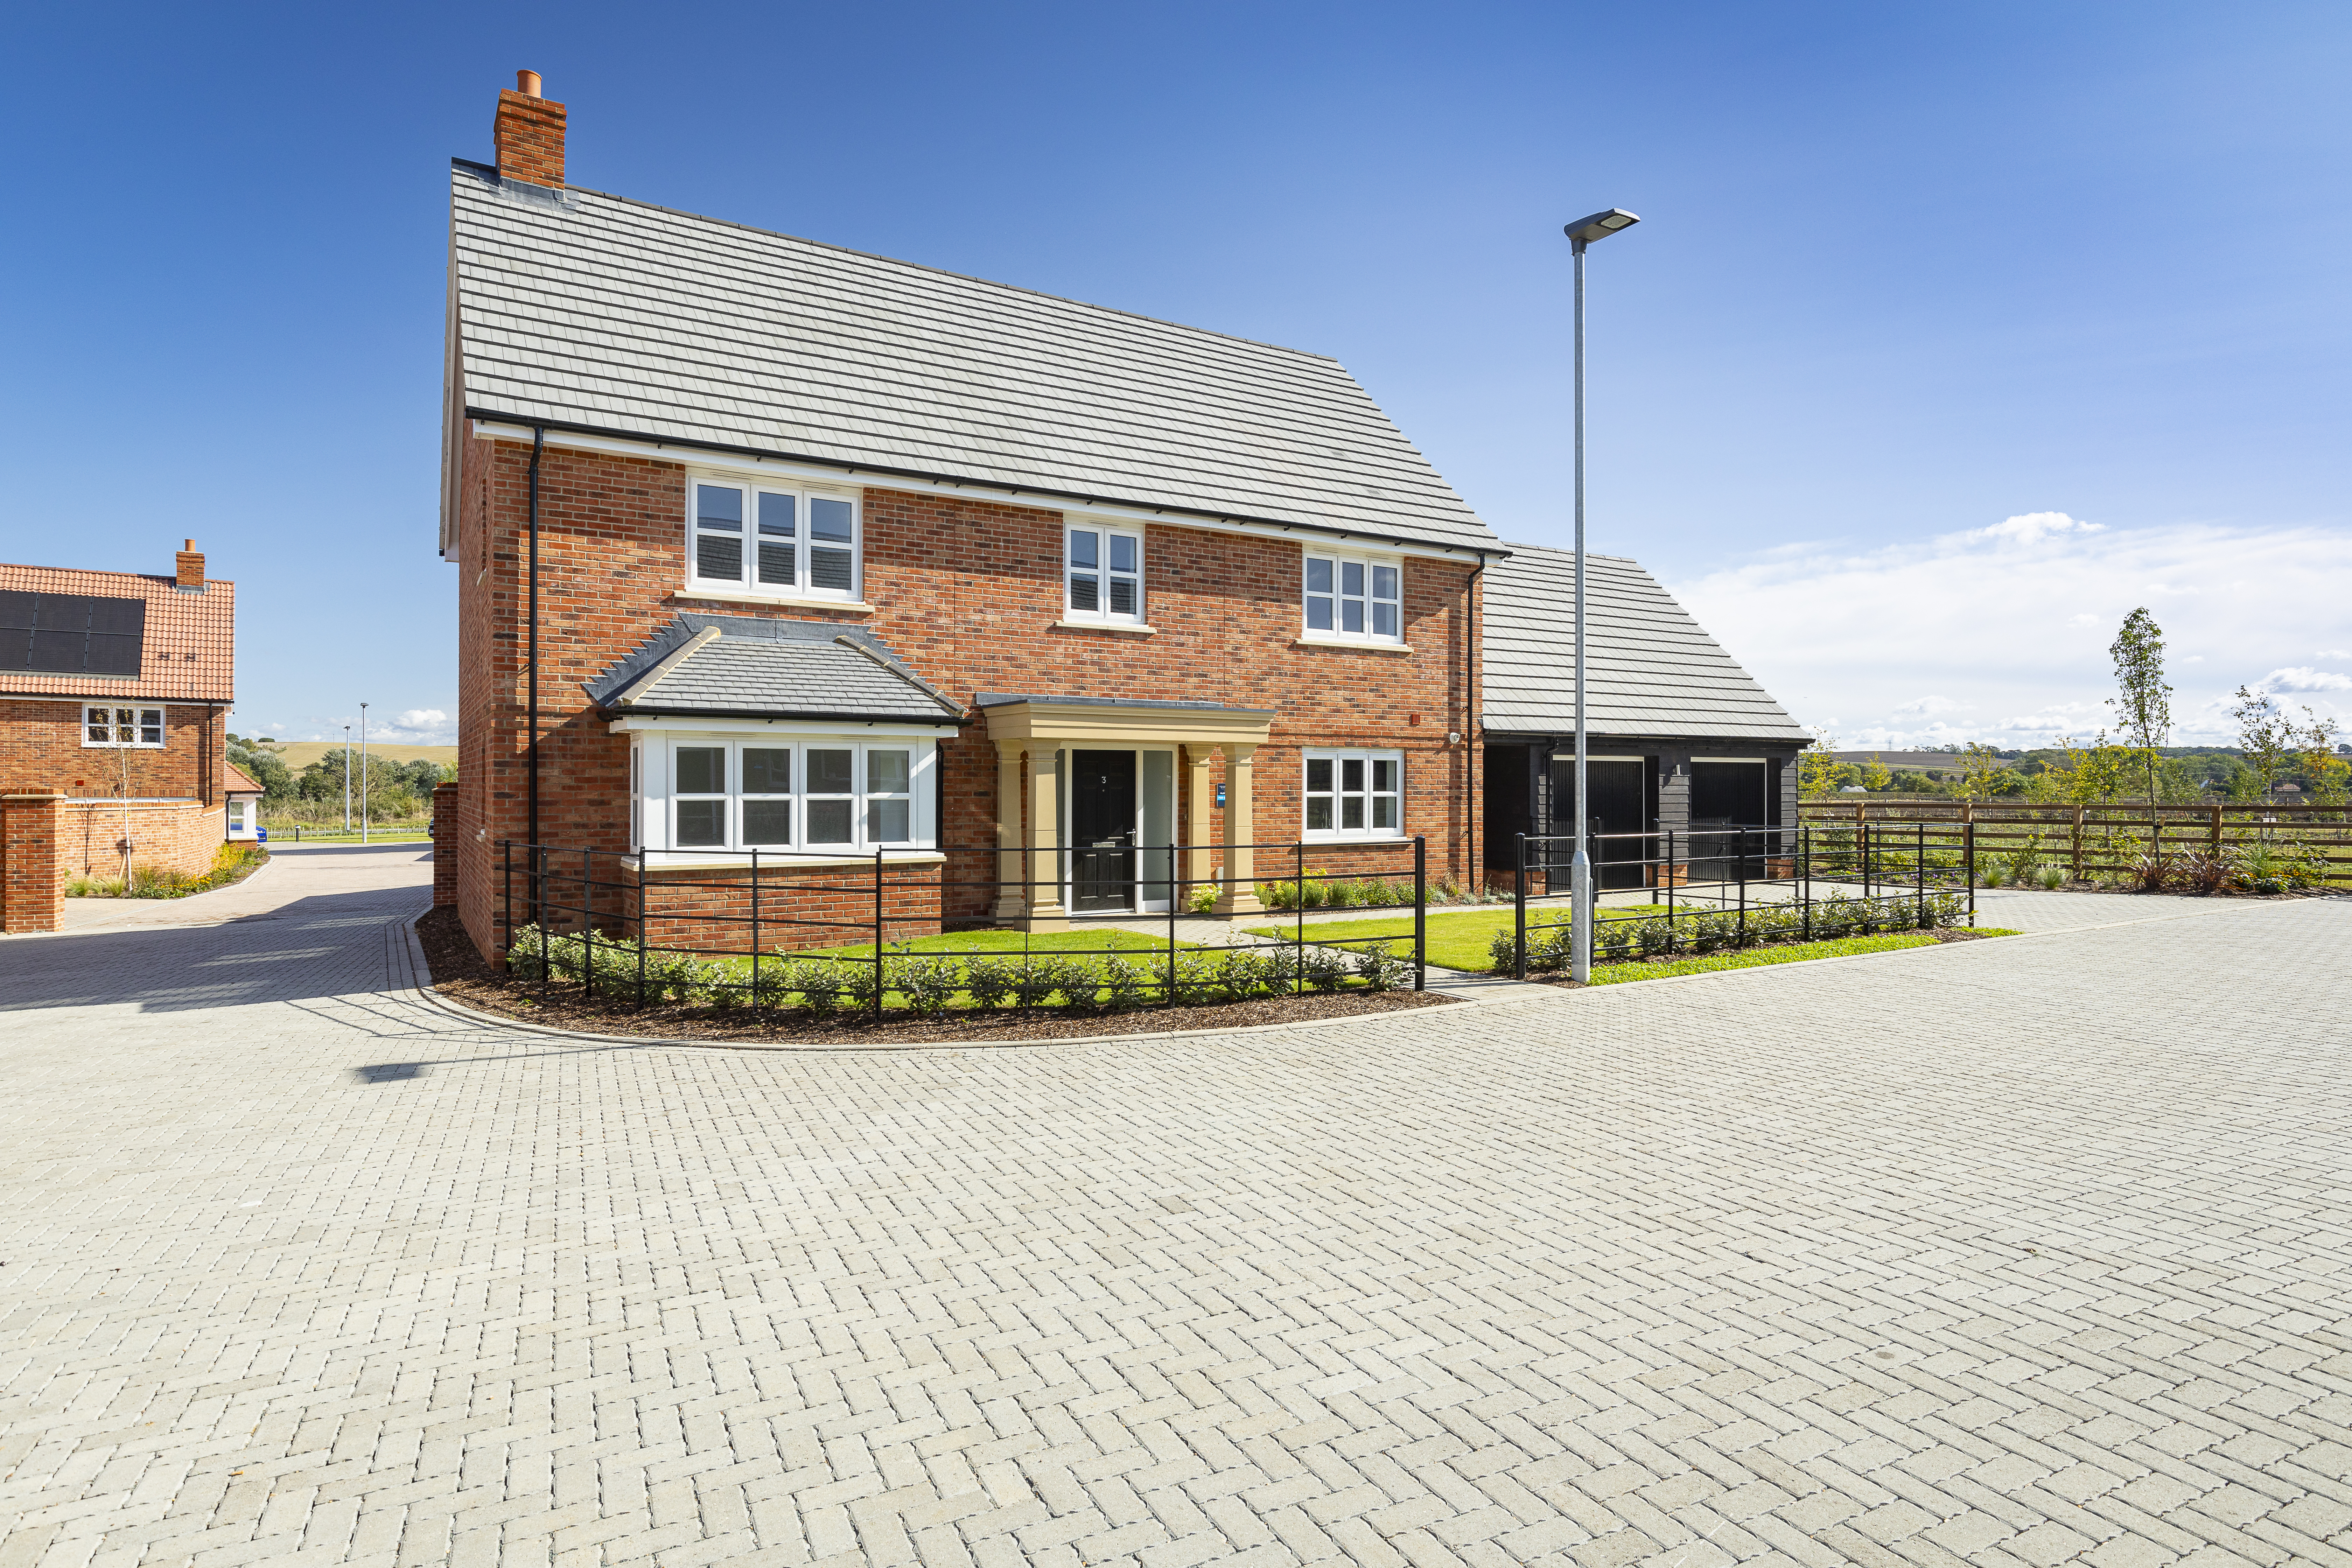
[1564,208,1641,248]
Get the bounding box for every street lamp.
[1561,207,1640,983]
[359,703,370,846]
[343,725,352,833]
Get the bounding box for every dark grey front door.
[1070,750,1137,912]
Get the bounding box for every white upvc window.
[1065,524,1144,623]
[84,705,164,747]
[1303,749,1405,839]
[650,736,932,853]
[686,477,860,601]
[1303,552,1403,643]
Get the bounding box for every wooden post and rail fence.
[1797,797,2352,886]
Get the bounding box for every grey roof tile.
[450,164,1499,554]
[585,614,963,723]
[1481,544,1809,743]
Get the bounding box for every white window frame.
[684,472,862,604]
[1302,551,1404,644]
[83,705,165,748]
[1064,524,1145,624]
[1302,749,1406,840]
[627,729,938,858]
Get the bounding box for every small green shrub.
[1188,884,1219,915]
[1595,917,1637,962]
[1634,915,1674,957]
[1008,958,1060,1008]
[1354,941,1410,991]
[2036,865,2066,890]
[891,951,961,1016]
[1099,957,1150,1011]
[1165,954,1220,1006]
[1488,927,1522,972]
[1263,946,1302,994]
[1300,946,1351,992]
[962,956,1014,1010]
[1218,950,1272,1001]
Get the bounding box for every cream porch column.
[1212,743,1265,916]
[1182,745,1217,899]
[1024,748,1069,931]
[992,742,1028,924]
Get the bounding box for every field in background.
[251,742,456,771]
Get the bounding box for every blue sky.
[2,1,2345,748]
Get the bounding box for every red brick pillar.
[432,781,459,907]
[3,790,67,934]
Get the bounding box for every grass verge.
[1248,905,1673,971]
[1576,927,2019,985]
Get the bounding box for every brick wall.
[2,791,66,933]
[57,800,226,879]
[431,782,459,907]
[450,435,1483,957]
[0,700,227,804]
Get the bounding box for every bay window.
[1303,552,1402,643]
[687,477,861,601]
[1303,749,1404,839]
[639,735,933,855]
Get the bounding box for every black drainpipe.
[1466,550,1485,884]
[527,425,544,873]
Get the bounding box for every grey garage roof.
[1482,544,1809,744]
[584,615,964,724]
[448,162,1500,554]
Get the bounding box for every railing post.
[1666,830,1678,950]
[1294,841,1306,995]
[1737,829,1748,945]
[1413,836,1426,992]
[636,852,648,1005]
[1514,833,1527,980]
[537,846,550,1003]
[1966,821,1976,927]
[582,848,594,1001]
[873,849,886,1021]
[1916,822,1926,928]
[751,848,762,1013]
[501,838,512,965]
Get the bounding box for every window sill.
[1292,634,1413,653]
[673,587,875,614]
[630,850,945,872]
[1300,832,1410,844]
[1051,620,1157,636]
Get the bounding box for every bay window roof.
[584,615,963,725]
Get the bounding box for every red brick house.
[0,542,236,922]
[439,74,1503,959]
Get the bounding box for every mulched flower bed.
[412,906,1455,1045]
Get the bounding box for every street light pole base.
[1570,852,1593,983]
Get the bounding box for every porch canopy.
[975,694,1274,926]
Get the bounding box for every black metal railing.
[495,837,1433,1016]
[1504,821,1978,979]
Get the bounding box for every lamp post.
[343,725,352,833]
[1561,207,1640,983]
[359,702,370,846]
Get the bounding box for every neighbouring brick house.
[439,74,1501,960]
[0,542,236,929]
[1481,544,1809,890]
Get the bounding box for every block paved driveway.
[4,848,2350,1568]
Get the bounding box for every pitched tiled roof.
[223,762,264,796]
[446,163,1499,555]
[1482,544,1808,743]
[585,615,964,724]
[0,562,234,704]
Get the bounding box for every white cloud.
[2259,667,2352,693]
[2315,649,2352,660]
[1671,514,2352,749]
[397,708,448,730]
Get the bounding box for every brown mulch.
[411,906,1455,1045]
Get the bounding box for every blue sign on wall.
[1216,783,1226,808]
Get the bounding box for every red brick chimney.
[493,70,566,188]
[175,539,205,589]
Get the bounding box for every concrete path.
[52,844,436,934]
[5,853,2350,1568]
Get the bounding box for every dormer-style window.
[1065,525,1143,624]
[687,477,860,602]
[1303,551,1402,644]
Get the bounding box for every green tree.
[2107,609,2171,807]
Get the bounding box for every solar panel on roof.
[0,591,146,677]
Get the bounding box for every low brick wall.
[432,783,458,907]
[57,799,225,880]
[3,790,67,934]
[500,856,949,957]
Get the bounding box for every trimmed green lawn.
[1251,905,1672,972]
[1575,929,2017,984]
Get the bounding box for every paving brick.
[3,863,2348,1568]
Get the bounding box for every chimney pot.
[493,73,567,188]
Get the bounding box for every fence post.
[1801,825,1814,941]
[1294,841,1306,996]
[1861,816,1871,900]
[1915,822,1925,929]
[583,848,594,1001]
[750,848,762,1013]
[1514,833,1527,981]
[2072,805,2085,881]
[537,846,550,1004]
[1666,831,1678,950]
[1413,836,1426,993]
[2210,803,2222,855]
[636,852,648,1005]
[1166,848,1178,1010]
[501,839,512,964]
[872,850,886,1020]
[1965,821,1976,927]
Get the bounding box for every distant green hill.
[254,741,457,771]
